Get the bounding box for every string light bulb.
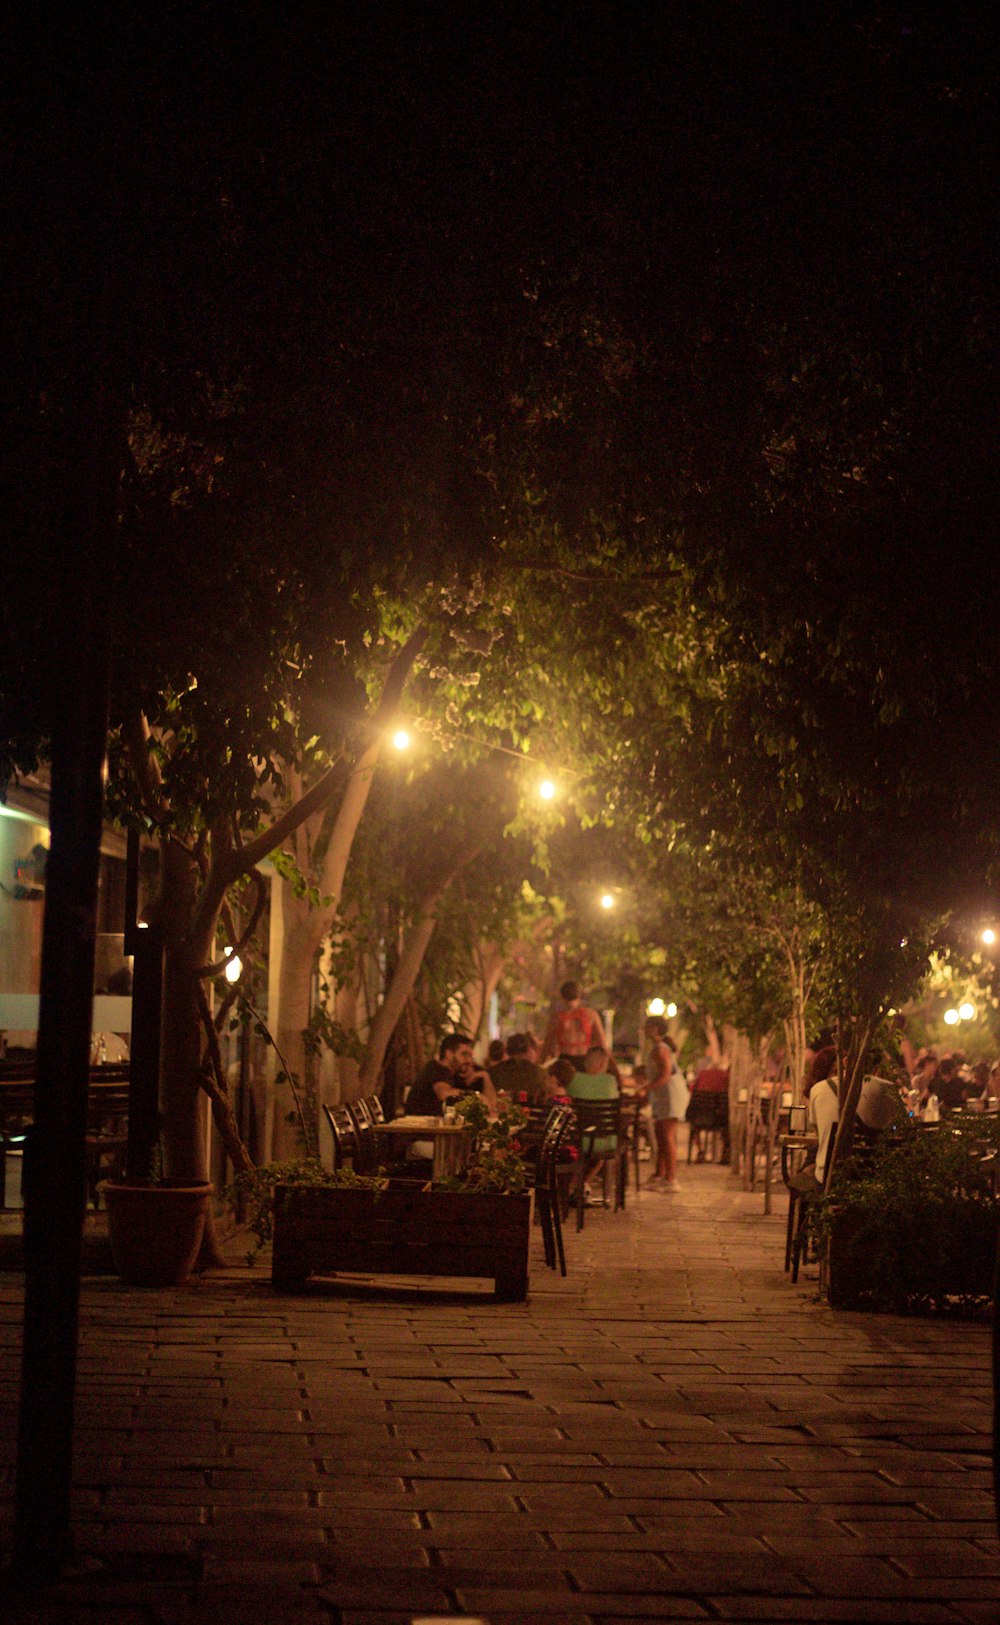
[538,779,556,801]
[600,892,615,910]
[392,728,411,751]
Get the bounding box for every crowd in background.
[404,980,739,1198]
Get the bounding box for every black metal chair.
[323,1103,361,1171]
[344,1101,381,1172]
[533,1104,575,1274]
[617,1095,643,1201]
[570,1097,624,1231]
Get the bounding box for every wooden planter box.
[271,1183,534,1301]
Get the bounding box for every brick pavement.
[1,1162,996,1624]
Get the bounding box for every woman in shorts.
[644,1017,688,1192]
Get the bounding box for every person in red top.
[543,980,606,1063]
[686,1053,731,1163]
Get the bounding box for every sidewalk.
[1,1162,996,1624]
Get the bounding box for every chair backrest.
[323,1103,359,1170]
[571,1097,621,1150]
[537,1104,576,1189]
[345,1102,378,1172]
[361,1093,385,1125]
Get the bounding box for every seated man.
[490,1031,548,1105]
[404,1033,498,1161]
[568,1044,620,1200]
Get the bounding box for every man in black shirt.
[406,1033,498,1116]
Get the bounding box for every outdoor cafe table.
[372,1114,471,1180]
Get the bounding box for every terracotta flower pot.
[100,1180,214,1286]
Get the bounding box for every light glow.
[983,928,996,946]
[392,728,411,751]
[666,1001,678,1019]
[647,997,666,1017]
[538,779,556,801]
[223,946,242,984]
[600,892,615,910]
[943,1007,960,1026]
[958,1001,976,1021]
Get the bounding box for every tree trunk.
[334,970,361,1101]
[156,841,230,1269]
[159,841,213,1184]
[461,943,506,1040]
[358,909,441,1093]
[357,845,479,1093]
[273,884,321,1158]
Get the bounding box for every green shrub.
[224,1159,386,1263]
[810,1116,1000,1314]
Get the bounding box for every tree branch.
[197,870,267,980]
[195,983,254,1173]
[358,840,481,1091]
[216,625,427,894]
[123,710,170,824]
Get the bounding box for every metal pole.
[13,369,121,1581]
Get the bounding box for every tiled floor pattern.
[1,1163,996,1623]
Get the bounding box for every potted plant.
[809,1116,1000,1315]
[260,1099,535,1300]
[100,1144,215,1288]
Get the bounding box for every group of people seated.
[401,981,704,1196]
[905,1049,1000,1120]
[794,1032,1000,1200]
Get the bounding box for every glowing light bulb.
[958,1002,976,1021]
[647,997,666,1017]
[392,728,411,751]
[538,779,556,801]
[943,1008,960,1026]
[666,1001,678,1019]
[600,892,614,910]
[223,947,242,984]
[982,928,996,946]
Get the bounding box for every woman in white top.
[644,1017,688,1192]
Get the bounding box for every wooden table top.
[374,1116,469,1136]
